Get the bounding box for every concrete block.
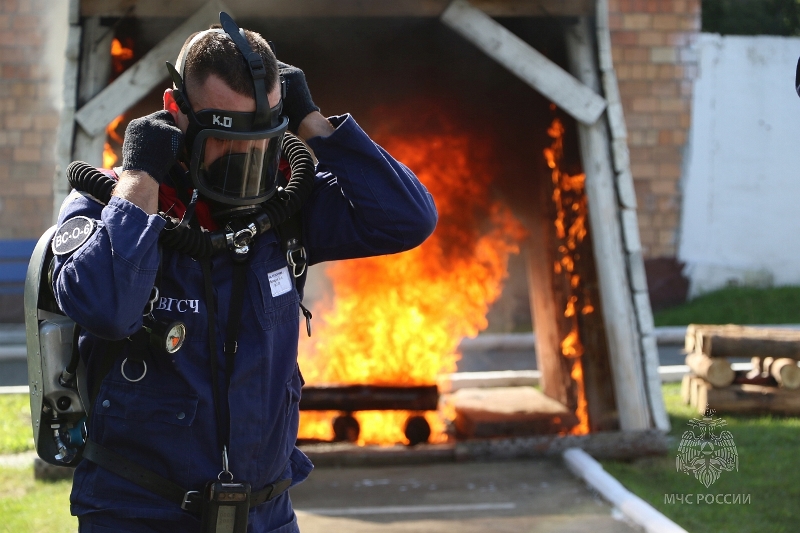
[621,208,643,253]
[611,137,630,174]
[627,250,648,293]
[633,291,655,335]
[616,168,638,208]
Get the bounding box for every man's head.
[165,27,281,136]
[163,14,288,208]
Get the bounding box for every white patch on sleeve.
[268,267,293,297]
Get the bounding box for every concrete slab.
[292,459,638,533]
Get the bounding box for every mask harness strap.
[219,12,270,129]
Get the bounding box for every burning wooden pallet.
[299,385,439,445]
[682,324,800,415]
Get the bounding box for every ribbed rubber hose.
[65,133,316,259]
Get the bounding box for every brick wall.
[608,0,701,258]
[0,0,59,239]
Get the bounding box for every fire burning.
[297,120,526,445]
[544,115,591,435]
[103,114,124,169]
[110,37,134,76]
[103,38,134,168]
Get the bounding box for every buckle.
[286,239,307,278]
[181,490,201,512]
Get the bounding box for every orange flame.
[103,114,124,169]
[110,38,134,76]
[546,116,590,435]
[297,122,526,445]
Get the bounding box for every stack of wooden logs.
[682,324,800,415]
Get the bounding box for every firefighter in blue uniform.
[51,14,436,533]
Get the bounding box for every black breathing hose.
[65,133,316,259]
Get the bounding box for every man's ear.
[163,88,181,121]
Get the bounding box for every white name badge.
[268,267,292,297]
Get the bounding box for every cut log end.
[685,352,734,388]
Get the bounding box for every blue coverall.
[52,115,438,533]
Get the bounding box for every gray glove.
[121,110,183,183]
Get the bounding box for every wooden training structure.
[57,0,669,453]
[683,324,800,414]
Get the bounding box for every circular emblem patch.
[52,216,96,256]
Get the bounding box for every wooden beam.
[74,0,223,137]
[81,0,594,18]
[72,16,113,167]
[564,18,651,431]
[299,385,439,412]
[440,0,606,126]
[52,19,82,221]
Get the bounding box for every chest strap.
[82,440,291,515]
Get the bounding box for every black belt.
[83,440,291,515]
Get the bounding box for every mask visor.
[189,117,287,206]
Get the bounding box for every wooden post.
[440,0,606,126]
[72,16,113,167]
[52,0,82,221]
[565,18,651,431]
[525,171,572,408]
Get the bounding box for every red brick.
[652,81,679,97]
[680,15,701,31]
[622,14,652,30]
[652,114,679,128]
[21,130,40,146]
[33,113,59,130]
[2,64,30,79]
[12,146,38,162]
[5,112,31,129]
[656,164,681,180]
[665,32,690,47]
[611,31,638,46]
[615,64,632,80]
[632,97,658,112]
[0,0,18,14]
[653,14,681,31]
[625,113,653,130]
[11,13,36,29]
[659,97,687,113]
[638,31,665,46]
[623,48,650,63]
[657,64,678,79]
[631,162,658,178]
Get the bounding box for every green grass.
[0,394,34,454]
[0,464,76,533]
[654,285,800,326]
[601,383,800,533]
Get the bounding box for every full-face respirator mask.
[166,12,289,209]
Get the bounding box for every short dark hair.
[182,26,279,101]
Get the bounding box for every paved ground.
[291,459,638,533]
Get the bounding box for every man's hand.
[121,110,183,184]
[278,61,320,135]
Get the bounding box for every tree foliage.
[703,0,800,36]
